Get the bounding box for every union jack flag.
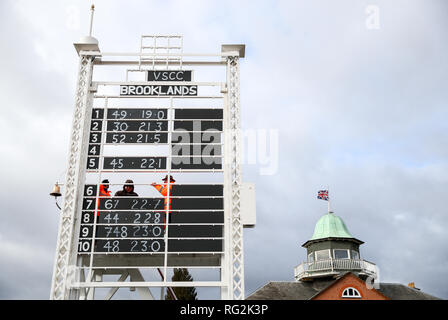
[317,190,329,201]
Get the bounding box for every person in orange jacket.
[96,179,111,216]
[151,175,175,228]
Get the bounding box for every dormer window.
[341,287,362,298]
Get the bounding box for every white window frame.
[333,249,349,260]
[315,249,331,261]
[308,252,314,263]
[341,287,362,299]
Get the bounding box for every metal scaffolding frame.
[227,56,245,300]
[50,54,96,300]
[50,35,246,300]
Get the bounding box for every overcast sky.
[1,0,447,300]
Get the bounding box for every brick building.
[247,211,441,300]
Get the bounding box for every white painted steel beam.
[81,51,241,57]
[93,81,224,86]
[73,281,223,288]
[50,53,96,300]
[95,60,226,66]
[229,56,245,300]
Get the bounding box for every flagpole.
[328,185,330,213]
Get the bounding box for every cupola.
[294,211,377,282]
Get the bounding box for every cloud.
[0,0,447,300]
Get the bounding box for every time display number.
[106,132,168,144]
[83,197,165,210]
[81,211,164,224]
[79,224,165,239]
[107,108,168,120]
[103,157,167,170]
[78,239,164,253]
[107,120,168,132]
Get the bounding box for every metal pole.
[89,5,95,37]
[50,54,95,299]
[226,55,245,300]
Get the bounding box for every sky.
[0,0,447,300]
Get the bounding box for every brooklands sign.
[120,70,196,96]
[120,85,197,96]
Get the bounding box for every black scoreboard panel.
[171,132,221,144]
[79,239,222,253]
[174,109,223,119]
[169,211,224,223]
[98,211,165,224]
[171,157,222,169]
[147,70,192,82]
[81,210,224,224]
[168,239,222,252]
[172,144,222,156]
[90,197,166,210]
[81,224,164,239]
[88,144,101,156]
[89,132,102,143]
[90,120,103,131]
[92,108,105,119]
[106,120,168,132]
[168,225,222,237]
[80,224,222,239]
[84,184,98,196]
[81,239,223,253]
[95,225,165,238]
[171,198,223,210]
[106,108,168,120]
[106,132,168,144]
[171,184,223,196]
[103,157,167,170]
[87,109,105,170]
[94,239,165,253]
[174,121,222,131]
[83,198,222,211]
[78,184,224,254]
[171,109,223,170]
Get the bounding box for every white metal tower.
[50,8,253,300]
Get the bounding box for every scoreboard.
[79,69,225,258]
[87,107,222,171]
[79,184,224,254]
[51,36,247,300]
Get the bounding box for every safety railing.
[294,259,377,281]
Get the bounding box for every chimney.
[408,282,420,290]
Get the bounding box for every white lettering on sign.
[120,85,197,96]
[154,71,183,81]
[147,70,192,81]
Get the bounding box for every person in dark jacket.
[115,179,139,196]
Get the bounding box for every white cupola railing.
[294,258,378,281]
